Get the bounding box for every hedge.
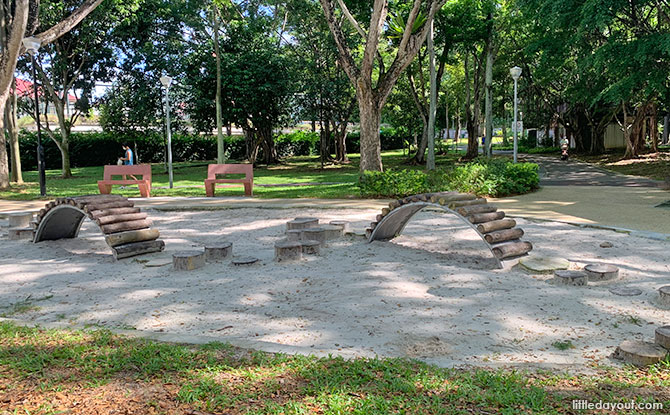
[358,158,540,198]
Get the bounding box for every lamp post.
[23,36,46,196]
[510,66,522,163]
[160,75,174,189]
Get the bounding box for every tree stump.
[300,240,321,255]
[113,240,165,260]
[7,212,33,228]
[614,340,668,366]
[286,229,303,241]
[173,251,206,271]
[608,287,642,297]
[205,242,233,262]
[329,220,350,233]
[286,217,319,230]
[275,241,302,262]
[232,256,259,266]
[658,286,670,307]
[554,270,588,286]
[584,264,619,282]
[8,227,33,240]
[302,227,327,244]
[320,224,344,240]
[655,326,670,350]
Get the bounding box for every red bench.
[98,165,152,198]
[204,164,253,197]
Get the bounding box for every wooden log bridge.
[32,195,165,260]
[367,192,532,269]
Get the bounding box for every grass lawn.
[0,323,668,414]
[576,150,670,182]
[0,150,467,201]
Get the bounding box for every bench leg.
[98,182,111,195]
[244,182,253,197]
[138,182,150,198]
[205,182,215,197]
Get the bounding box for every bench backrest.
[103,165,152,182]
[207,164,253,180]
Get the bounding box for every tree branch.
[319,0,359,82]
[336,0,366,39]
[361,0,387,81]
[33,0,104,46]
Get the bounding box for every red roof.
[15,78,77,103]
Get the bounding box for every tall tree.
[0,0,103,188]
[319,0,446,172]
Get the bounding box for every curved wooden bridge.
[33,195,164,259]
[367,192,532,268]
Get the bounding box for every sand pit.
[1,206,669,370]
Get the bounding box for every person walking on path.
[118,143,138,181]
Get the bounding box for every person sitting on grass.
[118,143,139,181]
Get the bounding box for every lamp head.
[160,75,173,88]
[510,66,522,81]
[22,37,41,55]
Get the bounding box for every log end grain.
[173,250,206,271]
[614,340,668,366]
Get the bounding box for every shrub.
[275,131,319,157]
[358,158,539,198]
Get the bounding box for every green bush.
[358,158,539,198]
[12,130,322,170]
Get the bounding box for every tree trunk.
[0,90,9,188]
[5,78,21,183]
[357,86,382,172]
[483,12,494,158]
[426,20,436,170]
[649,103,658,152]
[213,3,225,164]
[663,115,669,145]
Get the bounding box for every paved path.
[522,154,662,187]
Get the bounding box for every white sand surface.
[1,207,669,369]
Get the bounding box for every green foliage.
[274,131,319,157]
[358,158,539,198]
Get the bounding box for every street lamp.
[160,75,174,189]
[510,66,522,163]
[23,36,46,196]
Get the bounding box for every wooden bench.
[204,164,253,197]
[98,165,152,198]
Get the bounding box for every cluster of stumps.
[520,256,670,367]
[170,217,349,270]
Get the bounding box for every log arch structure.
[367,192,532,269]
[33,195,165,260]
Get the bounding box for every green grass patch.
[0,150,471,201]
[0,323,669,413]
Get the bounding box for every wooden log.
[84,200,135,213]
[389,200,401,210]
[328,221,350,233]
[73,194,124,203]
[105,228,160,247]
[89,207,141,220]
[455,204,497,216]
[417,194,429,202]
[205,242,233,262]
[300,240,321,255]
[365,227,373,238]
[614,340,668,366]
[491,240,533,259]
[112,240,165,260]
[96,212,148,226]
[369,221,378,230]
[375,214,383,222]
[321,224,344,240]
[433,193,476,204]
[553,270,588,286]
[172,250,205,270]
[274,240,302,262]
[449,198,487,208]
[584,264,619,282]
[286,229,303,241]
[381,207,390,216]
[466,211,505,224]
[7,212,33,228]
[8,227,34,240]
[655,326,670,349]
[100,219,151,234]
[302,227,327,244]
[658,286,670,306]
[477,219,517,234]
[483,228,524,244]
[286,217,319,230]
